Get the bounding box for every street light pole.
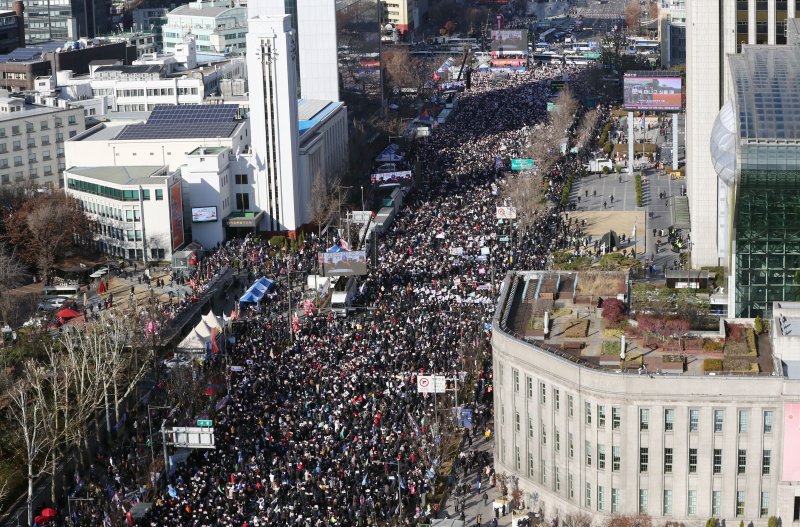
[360,186,365,211]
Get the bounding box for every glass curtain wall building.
[0,0,111,42]
[687,0,797,269]
[712,43,800,317]
[335,0,381,114]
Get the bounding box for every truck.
[585,158,614,173]
[330,276,358,317]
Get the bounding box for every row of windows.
[68,179,164,202]
[638,446,771,476]
[514,408,774,477]
[528,456,771,517]
[510,369,775,433]
[0,117,74,138]
[640,407,773,434]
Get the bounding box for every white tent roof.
[202,310,224,331]
[177,329,208,351]
[194,320,214,339]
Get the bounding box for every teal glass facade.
[734,168,800,317]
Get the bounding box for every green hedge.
[635,172,643,207]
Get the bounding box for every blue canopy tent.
[239,290,264,304]
[328,244,346,253]
[239,277,275,305]
[256,277,274,290]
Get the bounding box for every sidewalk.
[439,429,521,527]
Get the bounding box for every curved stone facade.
[492,274,800,526]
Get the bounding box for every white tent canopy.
[177,329,208,353]
[202,310,224,331]
[194,320,214,339]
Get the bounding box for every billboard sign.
[624,75,683,111]
[191,206,218,223]
[492,58,527,68]
[168,426,216,449]
[319,251,368,276]
[490,29,528,54]
[168,182,184,251]
[370,170,412,187]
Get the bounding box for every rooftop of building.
[730,45,800,141]
[298,99,344,137]
[0,100,79,122]
[0,40,124,64]
[188,146,227,155]
[115,104,242,140]
[66,165,169,186]
[167,1,245,19]
[94,64,163,75]
[771,302,800,379]
[497,270,776,377]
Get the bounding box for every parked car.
[38,298,67,311]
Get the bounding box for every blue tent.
[328,244,346,253]
[239,290,263,304]
[256,277,274,290]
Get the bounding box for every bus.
[44,284,81,299]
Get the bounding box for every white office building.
[163,0,248,54]
[0,94,85,189]
[296,0,340,102]
[686,0,796,267]
[64,166,182,261]
[33,46,247,117]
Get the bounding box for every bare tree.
[501,173,546,233]
[60,328,105,472]
[4,191,89,281]
[564,513,594,527]
[550,88,579,138]
[575,107,602,154]
[624,0,642,33]
[308,171,344,231]
[2,360,58,526]
[384,48,430,91]
[648,0,660,22]
[604,514,654,527]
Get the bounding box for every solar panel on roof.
[147,104,239,124]
[116,122,237,141]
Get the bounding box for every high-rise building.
[658,0,685,67]
[686,0,796,268]
[162,0,247,54]
[336,0,382,112]
[381,0,428,34]
[0,0,111,42]
[711,41,800,317]
[245,12,301,231]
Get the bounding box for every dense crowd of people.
[54,63,592,527]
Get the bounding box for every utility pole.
[287,256,293,343]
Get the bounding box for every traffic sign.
[417,375,446,393]
[196,419,213,427]
[511,159,535,171]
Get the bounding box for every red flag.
[211,327,219,353]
